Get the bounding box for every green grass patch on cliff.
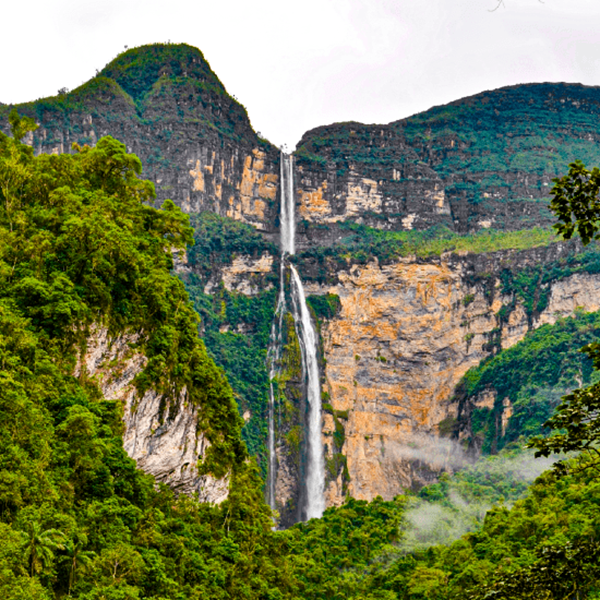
[340,222,557,257]
[295,222,558,283]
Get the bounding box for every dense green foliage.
[285,496,406,598]
[98,44,228,108]
[180,211,279,473]
[550,160,600,245]
[0,116,296,598]
[270,450,600,600]
[526,159,600,481]
[186,211,278,281]
[306,293,341,322]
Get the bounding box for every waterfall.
[290,265,326,520]
[266,265,285,511]
[280,153,295,255]
[266,151,325,521]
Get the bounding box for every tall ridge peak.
[99,43,228,105]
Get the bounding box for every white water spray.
[266,266,285,511]
[266,152,325,520]
[290,265,326,520]
[280,153,295,256]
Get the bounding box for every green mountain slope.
[0,115,295,599]
[0,44,279,233]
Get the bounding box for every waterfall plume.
[266,152,325,521]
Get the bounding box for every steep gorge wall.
[301,243,600,505]
[190,234,600,514]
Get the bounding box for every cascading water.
[266,278,285,511]
[265,152,296,512]
[279,152,295,256]
[289,265,326,520]
[265,151,325,520]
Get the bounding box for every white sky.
[2,0,600,148]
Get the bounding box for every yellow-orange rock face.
[229,149,278,228]
[185,147,278,231]
[307,258,600,505]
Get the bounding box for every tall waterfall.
[266,276,285,511]
[266,152,325,520]
[290,265,326,520]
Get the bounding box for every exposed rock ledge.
[75,326,229,503]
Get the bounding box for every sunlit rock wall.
[301,242,600,505]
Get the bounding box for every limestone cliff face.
[23,116,280,235]
[301,243,600,505]
[179,146,278,232]
[294,83,600,240]
[294,154,450,250]
[76,327,229,503]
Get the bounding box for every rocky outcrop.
[76,326,229,503]
[203,252,275,295]
[301,243,600,504]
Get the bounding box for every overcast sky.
[2,0,600,148]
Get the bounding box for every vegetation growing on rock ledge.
[457,309,600,454]
[294,222,561,283]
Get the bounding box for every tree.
[21,520,65,577]
[64,533,95,596]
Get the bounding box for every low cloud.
[383,432,471,472]
[399,449,559,550]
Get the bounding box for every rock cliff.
[302,242,600,504]
[76,326,229,503]
[293,83,600,245]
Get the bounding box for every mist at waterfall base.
[267,153,325,522]
[400,449,558,550]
